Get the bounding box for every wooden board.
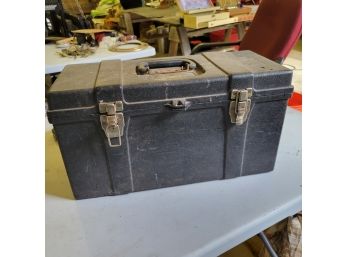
[184,11,230,29]
[186,7,220,14]
[71,29,114,34]
[207,17,238,28]
[229,7,252,16]
[122,6,182,26]
[56,37,75,45]
[236,13,255,22]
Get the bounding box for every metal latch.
[229,88,253,125]
[99,101,125,147]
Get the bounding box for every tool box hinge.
[99,101,125,147]
[229,88,253,125]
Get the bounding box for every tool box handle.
[136,59,197,75]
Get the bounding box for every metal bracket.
[165,98,191,110]
[229,88,252,125]
[99,101,125,147]
[99,101,123,115]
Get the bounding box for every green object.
[91,0,120,18]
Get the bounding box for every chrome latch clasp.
[229,88,252,125]
[99,101,125,147]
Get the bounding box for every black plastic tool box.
[47,51,293,199]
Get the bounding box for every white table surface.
[45,43,156,74]
[46,108,302,257]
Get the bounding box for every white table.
[46,108,302,257]
[45,43,156,74]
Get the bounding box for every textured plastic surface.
[47,51,293,199]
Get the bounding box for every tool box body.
[47,51,293,199]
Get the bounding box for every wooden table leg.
[123,13,134,35]
[236,22,246,40]
[177,26,191,56]
[168,26,179,56]
[157,37,165,55]
[156,26,166,55]
[224,28,233,42]
[168,41,179,56]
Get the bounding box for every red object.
[190,40,203,45]
[95,32,105,42]
[210,28,239,43]
[288,92,302,112]
[192,0,302,63]
[240,0,302,61]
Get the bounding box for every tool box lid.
[95,54,229,104]
[47,54,229,110]
[202,51,294,98]
[47,62,100,110]
[47,51,293,111]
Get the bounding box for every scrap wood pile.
[57,44,95,58]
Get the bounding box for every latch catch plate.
[99,101,123,115]
[99,101,125,147]
[229,88,252,125]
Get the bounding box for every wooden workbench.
[120,6,256,56]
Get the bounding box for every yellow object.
[184,11,230,29]
[91,0,120,18]
[72,29,114,34]
[45,131,74,200]
[207,17,238,28]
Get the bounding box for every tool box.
[47,51,293,199]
